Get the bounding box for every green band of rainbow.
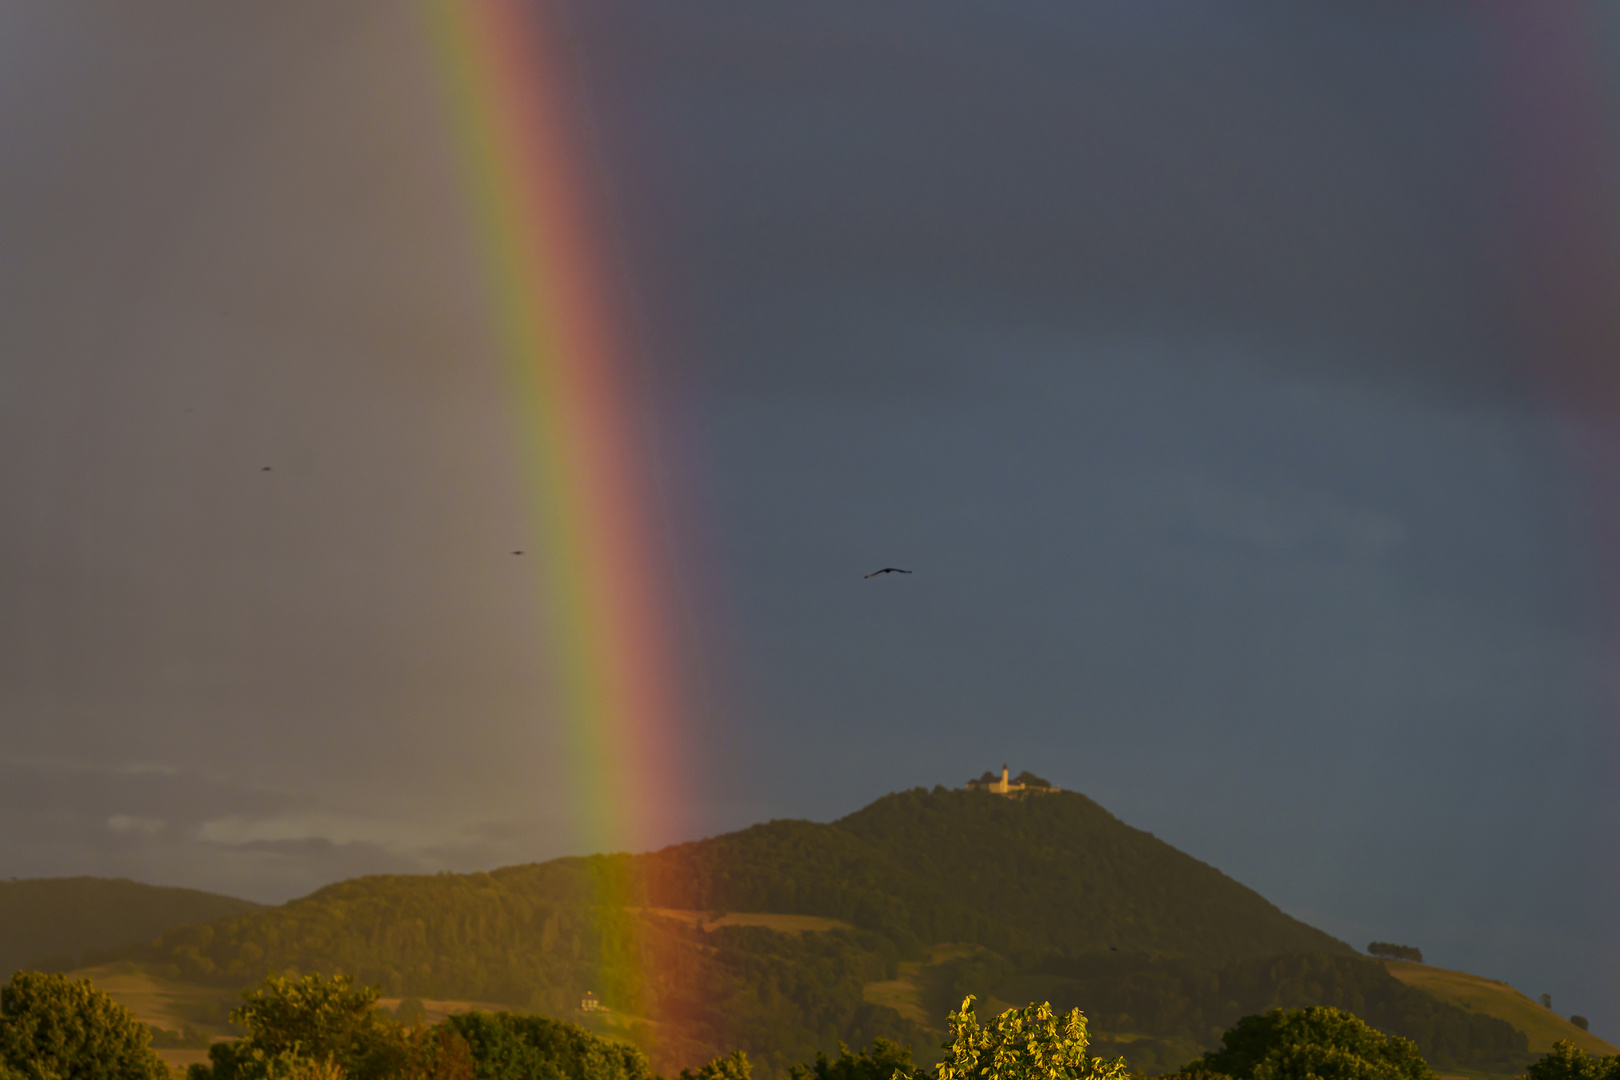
[418,0,685,870]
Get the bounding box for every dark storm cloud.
[564,1,1527,406]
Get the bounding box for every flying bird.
[513,551,524,555]
[261,466,272,471]
[864,567,912,578]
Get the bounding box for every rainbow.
[1486,4,1620,617]
[417,0,690,1048]
[418,0,685,856]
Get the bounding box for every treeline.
[128,908,1528,1075]
[5,967,1608,1080]
[864,946,1529,1074]
[1022,952,1528,1074]
[129,867,922,1077]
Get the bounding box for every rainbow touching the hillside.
[418,0,690,1045]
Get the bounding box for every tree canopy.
[1173,1007,1434,1080]
[1523,1040,1620,1080]
[0,971,168,1080]
[190,974,662,1080]
[195,974,429,1080]
[679,1051,753,1080]
[1365,945,1422,964]
[787,1039,915,1080]
[445,1011,655,1080]
[934,996,1128,1080]
[232,974,389,1065]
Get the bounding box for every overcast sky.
[2,0,1619,1039]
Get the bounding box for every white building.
[964,764,1059,795]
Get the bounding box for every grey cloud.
[106,816,166,837]
[0,755,565,901]
[566,1,1527,407]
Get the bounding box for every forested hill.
[0,877,262,977]
[636,788,1351,963]
[109,787,1411,1074]
[840,788,1348,960]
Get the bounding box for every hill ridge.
[51,786,1535,1077]
[0,876,263,978]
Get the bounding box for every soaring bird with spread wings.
[864,567,913,578]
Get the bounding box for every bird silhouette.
[261,466,272,471]
[513,551,524,555]
[864,567,912,578]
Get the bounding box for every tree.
[392,1026,474,1080]
[1171,1007,1435,1080]
[192,974,398,1080]
[680,1052,753,1080]
[935,997,1128,1080]
[1571,1018,1590,1033]
[1366,944,1423,964]
[232,975,387,1063]
[444,1011,655,1080]
[0,971,169,1080]
[1542,996,1553,1011]
[788,1039,916,1080]
[189,1040,339,1080]
[1522,1041,1620,1080]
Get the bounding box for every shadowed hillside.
[834,789,1352,961]
[0,877,262,978]
[98,788,1528,1076]
[126,790,1350,991]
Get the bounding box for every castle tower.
[999,763,1009,793]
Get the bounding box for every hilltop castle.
[965,764,1059,796]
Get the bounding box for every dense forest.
[0,878,262,978]
[108,788,1529,1076]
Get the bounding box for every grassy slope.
[0,878,263,977]
[58,961,242,1071]
[63,961,240,1037]
[1385,961,1618,1057]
